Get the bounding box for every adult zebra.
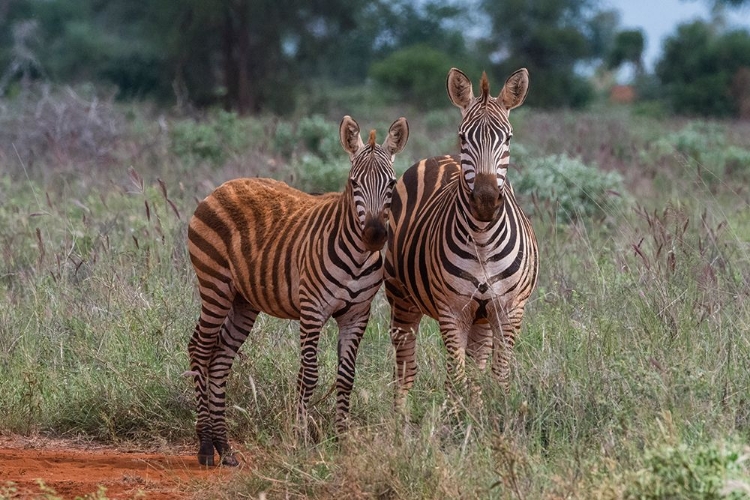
[188,115,409,466]
[384,68,538,412]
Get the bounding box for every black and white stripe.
[187,116,408,466]
[384,68,538,411]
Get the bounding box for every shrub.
[513,150,627,223]
[272,121,296,159]
[291,153,348,194]
[645,122,750,184]
[169,110,266,166]
[170,120,222,164]
[369,44,456,109]
[624,440,750,499]
[296,114,341,161]
[0,84,124,174]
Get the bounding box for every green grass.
[2,91,750,498]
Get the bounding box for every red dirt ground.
[0,435,239,499]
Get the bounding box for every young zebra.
[187,116,409,466]
[384,68,538,412]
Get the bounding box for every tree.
[607,29,645,77]
[142,0,357,114]
[364,1,479,108]
[480,0,606,108]
[0,0,358,114]
[370,44,457,109]
[656,20,750,116]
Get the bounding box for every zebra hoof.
[198,439,215,466]
[214,441,239,467]
[198,452,215,466]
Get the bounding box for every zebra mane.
[480,71,490,104]
[368,130,377,148]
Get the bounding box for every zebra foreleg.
[296,314,325,443]
[490,319,518,393]
[441,324,469,412]
[386,281,422,416]
[333,306,370,435]
[466,322,493,407]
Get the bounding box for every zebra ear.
[340,115,364,157]
[383,117,409,156]
[499,68,529,110]
[446,68,474,112]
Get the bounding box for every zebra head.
[447,67,529,222]
[340,115,409,252]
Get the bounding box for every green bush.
[296,114,341,161]
[624,440,750,499]
[170,120,222,164]
[272,121,296,159]
[169,110,266,166]
[291,153,349,194]
[370,44,456,109]
[424,109,456,134]
[514,150,627,223]
[645,122,750,184]
[271,115,350,193]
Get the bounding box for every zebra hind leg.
[208,296,258,466]
[189,297,232,466]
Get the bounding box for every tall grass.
[1,87,750,498]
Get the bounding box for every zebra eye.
[349,177,360,188]
[387,179,396,189]
[458,132,466,142]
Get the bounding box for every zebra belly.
[233,267,301,320]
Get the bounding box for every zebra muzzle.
[362,216,388,251]
[470,174,502,222]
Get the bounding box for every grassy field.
[2,87,750,498]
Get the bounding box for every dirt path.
[0,435,237,499]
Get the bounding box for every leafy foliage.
[514,148,628,223]
[645,121,750,183]
[481,0,605,108]
[624,439,750,499]
[657,21,750,117]
[608,29,645,75]
[370,44,459,109]
[291,115,349,193]
[169,110,264,166]
[1,0,749,118]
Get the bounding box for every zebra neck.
[456,184,505,244]
[334,191,373,266]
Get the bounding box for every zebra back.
[189,116,409,321]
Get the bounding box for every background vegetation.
[1,86,750,497]
[0,0,748,116]
[1,0,750,498]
